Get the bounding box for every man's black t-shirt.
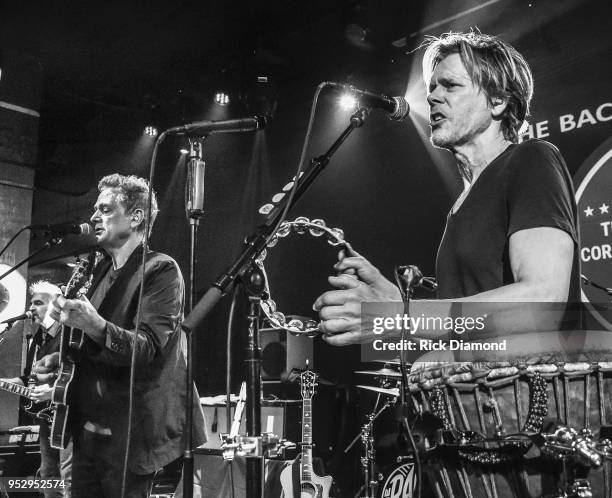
[435,139,580,302]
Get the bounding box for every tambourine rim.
[258,217,346,336]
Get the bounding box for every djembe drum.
[407,330,612,498]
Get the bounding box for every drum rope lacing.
[429,372,548,465]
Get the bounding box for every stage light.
[144,125,158,137]
[180,147,189,154]
[339,94,358,110]
[215,92,230,105]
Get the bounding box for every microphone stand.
[183,138,206,498]
[181,107,371,498]
[242,264,265,498]
[393,265,422,498]
[0,237,63,282]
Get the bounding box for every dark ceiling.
[1,1,424,145]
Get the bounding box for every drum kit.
[351,331,612,498]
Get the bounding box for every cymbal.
[370,359,400,365]
[356,385,399,397]
[355,368,401,378]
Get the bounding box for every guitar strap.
[292,457,301,497]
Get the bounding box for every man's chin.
[430,134,452,149]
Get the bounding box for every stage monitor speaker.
[174,451,286,498]
[259,326,313,380]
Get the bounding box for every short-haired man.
[1,280,71,498]
[43,174,206,498]
[314,31,579,343]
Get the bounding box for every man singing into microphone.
[1,281,72,498]
[38,174,206,498]
[313,31,579,343]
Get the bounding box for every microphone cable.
[120,130,164,498]
[263,82,332,248]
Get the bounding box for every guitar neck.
[0,379,31,399]
[301,397,314,481]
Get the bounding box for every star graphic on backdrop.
[600,203,610,214]
[584,206,594,217]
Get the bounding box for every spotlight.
[215,92,230,105]
[339,94,358,110]
[144,126,158,137]
[179,147,189,155]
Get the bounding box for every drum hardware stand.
[346,395,393,498]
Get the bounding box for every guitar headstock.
[300,369,318,400]
[65,252,97,299]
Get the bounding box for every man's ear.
[130,209,144,229]
[491,96,508,117]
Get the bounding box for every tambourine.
[257,216,347,337]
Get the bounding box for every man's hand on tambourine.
[313,245,402,346]
[32,352,60,384]
[333,244,401,297]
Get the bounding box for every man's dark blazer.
[69,245,206,474]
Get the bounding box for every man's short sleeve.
[506,140,578,244]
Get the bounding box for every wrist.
[91,316,107,338]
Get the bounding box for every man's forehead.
[95,188,122,206]
[31,293,51,303]
[431,53,471,81]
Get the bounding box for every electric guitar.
[0,379,53,422]
[280,369,332,498]
[50,252,97,449]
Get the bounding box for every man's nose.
[427,87,444,106]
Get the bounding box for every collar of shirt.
[44,321,61,338]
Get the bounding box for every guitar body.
[50,356,76,449]
[49,252,96,450]
[280,460,332,498]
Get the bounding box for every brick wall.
[0,51,41,430]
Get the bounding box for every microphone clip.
[395,265,438,299]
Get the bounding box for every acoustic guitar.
[280,369,332,498]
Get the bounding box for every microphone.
[29,223,92,236]
[1,311,33,324]
[166,116,268,136]
[185,141,206,219]
[329,82,410,121]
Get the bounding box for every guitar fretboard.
[301,398,313,481]
[0,380,31,399]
